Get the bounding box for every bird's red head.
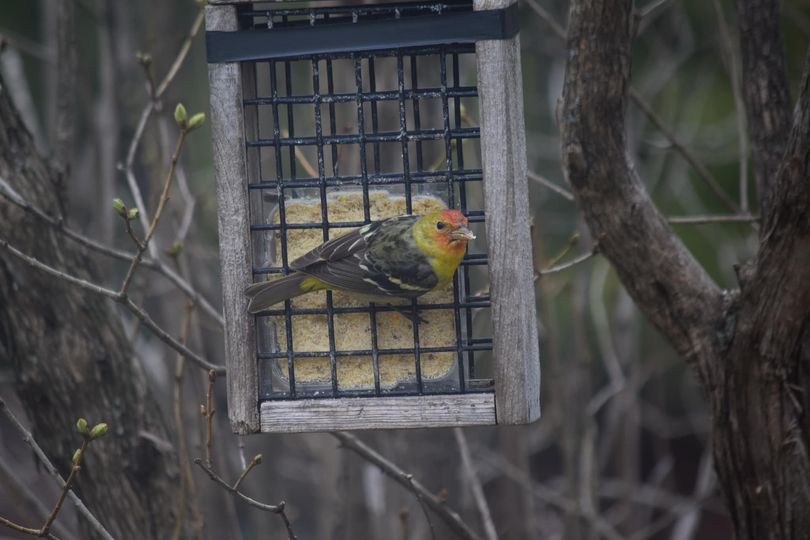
[419,209,476,254]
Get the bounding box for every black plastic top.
[206,3,519,63]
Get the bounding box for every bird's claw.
[395,307,429,325]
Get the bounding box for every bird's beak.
[450,226,476,240]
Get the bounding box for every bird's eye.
[436,221,445,230]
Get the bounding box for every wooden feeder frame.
[206,0,540,434]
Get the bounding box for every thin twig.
[544,232,580,269]
[524,5,742,217]
[525,0,566,40]
[629,89,741,214]
[711,0,749,212]
[202,370,217,469]
[156,9,205,97]
[192,460,296,539]
[172,300,199,540]
[0,176,223,326]
[405,474,437,540]
[528,171,575,201]
[0,400,114,540]
[538,245,600,277]
[38,439,89,537]
[120,129,187,295]
[232,454,263,492]
[636,0,676,20]
[0,458,76,540]
[0,237,225,374]
[453,429,498,540]
[123,6,204,258]
[667,214,759,225]
[332,431,483,540]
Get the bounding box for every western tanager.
[246,209,475,314]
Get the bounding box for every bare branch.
[123,6,205,258]
[0,400,113,540]
[711,0,749,211]
[528,170,574,201]
[202,370,217,469]
[52,0,75,189]
[0,237,225,374]
[629,89,741,214]
[527,0,740,217]
[0,176,224,326]
[193,460,296,538]
[538,245,600,277]
[453,429,498,540]
[667,214,759,225]
[0,458,76,540]
[332,431,483,540]
[120,128,187,295]
[560,0,724,375]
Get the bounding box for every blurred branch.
[0,237,225,374]
[538,244,600,277]
[711,0,749,212]
[479,448,623,540]
[670,446,716,540]
[0,457,76,540]
[667,214,759,225]
[192,374,295,539]
[53,0,76,188]
[453,429,498,540]
[120,127,187,295]
[629,89,741,214]
[528,3,742,216]
[123,6,205,258]
[0,47,47,151]
[528,170,574,201]
[332,431,483,540]
[525,0,566,40]
[635,0,675,21]
[0,175,224,326]
[0,399,113,540]
[171,301,203,540]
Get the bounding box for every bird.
[245,209,476,314]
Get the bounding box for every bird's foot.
[393,306,429,325]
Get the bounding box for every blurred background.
[1,0,809,538]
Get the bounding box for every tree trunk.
[0,74,181,538]
[560,0,810,538]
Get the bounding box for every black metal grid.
[240,1,493,400]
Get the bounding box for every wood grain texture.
[735,0,791,218]
[260,394,496,432]
[474,0,541,424]
[206,5,259,434]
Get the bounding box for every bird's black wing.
[289,215,432,298]
[288,221,383,271]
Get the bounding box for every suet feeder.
[205,0,539,434]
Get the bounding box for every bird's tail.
[245,273,310,314]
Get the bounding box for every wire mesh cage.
[206,0,539,434]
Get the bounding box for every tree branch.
[0,400,113,540]
[0,175,224,326]
[560,0,724,378]
[734,0,792,217]
[332,431,483,540]
[0,236,225,374]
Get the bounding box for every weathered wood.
[260,394,496,432]
[474,0,541,424]
[206,4,259,434]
